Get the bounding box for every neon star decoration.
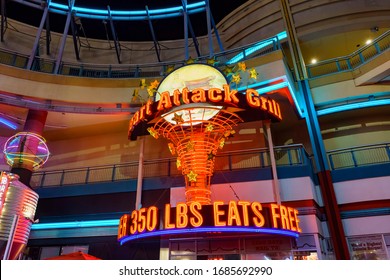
[205,123,214,132]
[206,57,218,66]
[219,138,226,149]
[207,152,215,160]
[249,68,258,80]
[132,89,139,102]
[186,141,195,151]
[176,158,182,169]
[187,170,198,182]
[185,57,196,64]
[147,127,159,139]
[172,113,184,124]
[165,65,175,75]
[150,80,160,89]
[223,65,235,76]
[139,79,146,89]
[168,143,176,155]
[237,62,247,71]
[224,129,236,138]
[231,73,241,84]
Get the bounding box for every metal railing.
[306,30,390,78]
[328,143,390,170]
[30,144,308,188]
[0,35,282,78]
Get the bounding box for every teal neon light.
[236,77,303,118]
[226,31,287,64]
[48,1,206,19]
[31,219,119,230]
[317,99,390,116]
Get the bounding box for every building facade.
[0,0,389,260]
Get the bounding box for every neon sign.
[128,85,282,137]
[0,172,11,215]
[118,201,301,243]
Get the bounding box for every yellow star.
[249,68,258,80]
[176,158,182,169]
[238,62,247,71]
[147,87,155,97]
[219,138,225,149]
[207,152,215,160]
[147,127,159,139]
[150,80,160,89]
[168,143,176,155]
[231,73,241,84]
[205,123,214,132]
[223,65,235,76]
[165,65,175,75]
[224,129,236,138]
[187,170,198,182]
[185,56,196,64]
[139,79,146,89]
[172,113,184,124]
[206,57,218,65]
[186,141,195,151]
[132,89,139,102]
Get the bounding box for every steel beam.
[108,6,121,64]
[181,0,189,59]
[1,0,6,42]
[27,6,49,70]
[205,0,213,57]
[53,1,73,74]
[45,12,51,55]
[70,15,80,60]
[146,6,161,62]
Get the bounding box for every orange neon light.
[270,203,302,232]
[118,201,301,241]
[128,85,283,134]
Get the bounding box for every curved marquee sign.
[118,201,301,244]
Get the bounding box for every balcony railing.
[327,142,390,170]
[0,35,282,78]
[306,30,390,78]
[30,144,308,188]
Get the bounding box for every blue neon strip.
[237,80,288,93]
[48,1,206,20]
[317,99,390,116]
[119,226,299,245]
[31,219,119,230]
[0,117,18,130]
[226,31,287,64]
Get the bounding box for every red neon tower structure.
[151,105,242,204]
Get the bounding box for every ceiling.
[5,0,248,41]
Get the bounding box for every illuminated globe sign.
[121,63,295,243]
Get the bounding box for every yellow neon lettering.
[164,204,175,229]
[251,202,265,227]
[189,202,203,227]
[176,202,188,228]
[227,201,242,226]
[213,201,226,226]
[191,88,206,103]
[238,201,251,226]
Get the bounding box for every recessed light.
[311,59,317,64]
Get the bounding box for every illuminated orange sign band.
[0,172,11,215]
[128,85,282,138]
[118,201,301,243]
